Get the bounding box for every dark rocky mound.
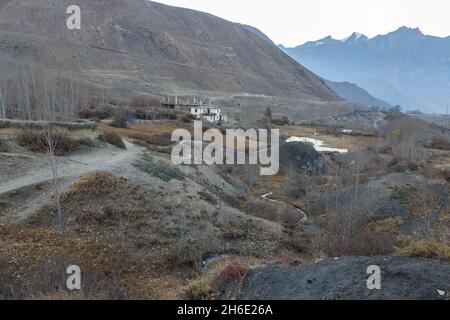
[240,255,450,300]
[279,142,326,173]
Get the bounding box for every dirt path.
[0,141,143,219]
[0,141,141,194]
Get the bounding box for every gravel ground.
[240,255,450,300]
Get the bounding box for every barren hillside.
[0,0,344,113]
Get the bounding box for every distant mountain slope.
[322,79,392,109]
[241,24,390,109]
[239,24,276,46]
[0,0,341,108]
[281,27,450,113]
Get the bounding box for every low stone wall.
[0,119,98,140]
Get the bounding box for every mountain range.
[322,78,392,109]
[280,27,450,113]
[242,25,393,109]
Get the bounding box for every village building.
[191,106,228,123]
[161,96,207,112]
[162,95,227,123]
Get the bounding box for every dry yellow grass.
[0,224,147,299]
[183,257,236,300]
[371,216,404,233]
[182,257,254,300]
[249,172,286,197]
[0,222,197,300]
[397,239,450,261]
[438,209,450,224]
[64,171,119,198]
[99,122,192,137]
[279,125,380,151]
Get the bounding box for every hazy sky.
[154,0,450,47]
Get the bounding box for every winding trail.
[261,191,308,224]
[0,141,141,194]
[0,141,142,219]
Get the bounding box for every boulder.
[279,142,326,173]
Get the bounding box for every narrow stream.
[201,194,309,270]
[202,254,225,270]
[261,192,308,224]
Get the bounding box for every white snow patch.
[341,32,364,42]
[286,136,348,153]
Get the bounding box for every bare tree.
[0,62,82,234]
[42,122,65,234]
[383,117,429,161]
[39,73,79,235]
[0,85,6,119]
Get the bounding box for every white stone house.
[203,107,221,123]
[191,107,205,119]
[190,106,227,123]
